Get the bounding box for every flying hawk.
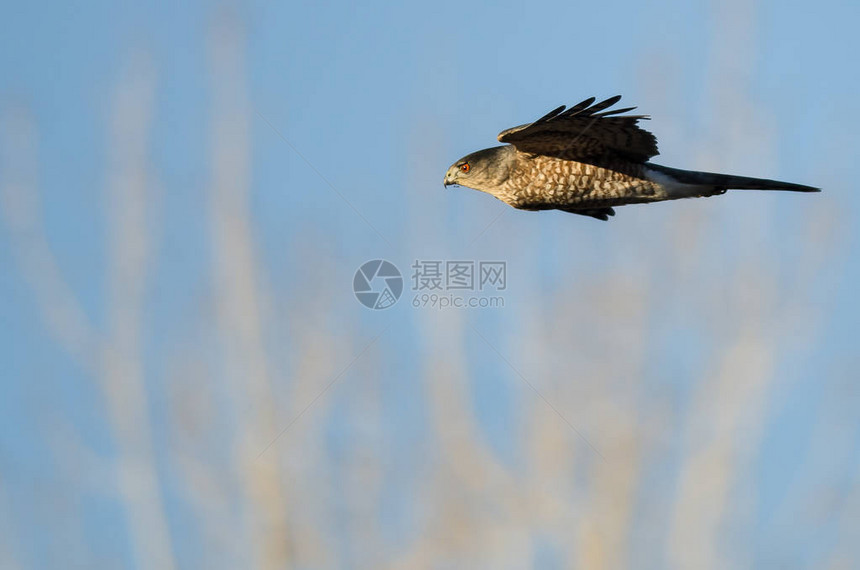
[443,96,819,220]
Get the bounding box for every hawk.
[443,96,819,220]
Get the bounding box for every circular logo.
[353,260,403,309]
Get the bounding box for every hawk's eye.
[459,163,471,173]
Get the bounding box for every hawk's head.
[444,145,516,198]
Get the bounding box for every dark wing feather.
[497,96,659,163]
[564,207,616,221]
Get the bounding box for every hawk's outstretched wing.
[497,96,659,163]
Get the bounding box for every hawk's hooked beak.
[443,167,457,188]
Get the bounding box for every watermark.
[353,260,403,309]
[412,293,504,309]
[353,259,506,310]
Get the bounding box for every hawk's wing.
[497,96,659,163]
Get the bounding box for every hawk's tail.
[648,164,820,195]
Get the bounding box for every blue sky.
[1,0,859,568]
